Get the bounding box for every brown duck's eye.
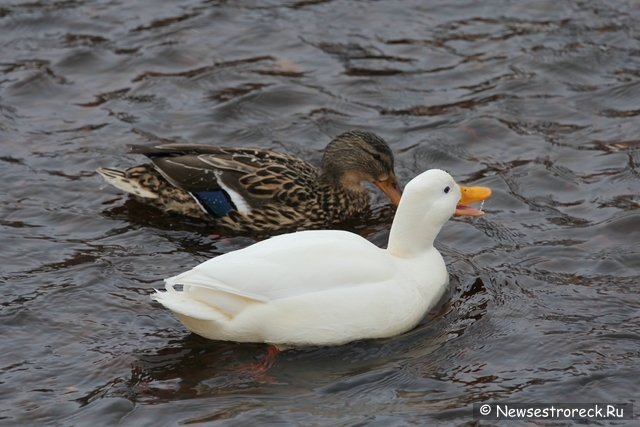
[372,153,382,162]
[444,186,450,194]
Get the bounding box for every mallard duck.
[97,129,489,233]
[97,129,400,233]
[151,169,490,348]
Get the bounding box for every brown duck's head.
[320,129,402,206]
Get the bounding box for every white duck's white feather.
[167,231,395,301]
[152,169,463,347]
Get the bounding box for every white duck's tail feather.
[166,269,270,303]
[151,282,227,321]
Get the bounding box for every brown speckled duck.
[97,129,490,233]
[98,130,403,233]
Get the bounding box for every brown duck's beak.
[455,185,492,217]
[374,173,402,206]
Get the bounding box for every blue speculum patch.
[193,190,237,217]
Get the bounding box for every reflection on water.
[1,0,639,425]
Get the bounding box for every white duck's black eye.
[444,186,450,194]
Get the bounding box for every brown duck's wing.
[127,144,227,192]
[129,144,320,210]
[199,148,319,209]
[148,155,222,193]
[127,145,268,194]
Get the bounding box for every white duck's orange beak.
[455,185,491,216]
[374,172,402,206]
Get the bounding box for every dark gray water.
[1,0,639,426]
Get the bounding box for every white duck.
[151,169,488,348]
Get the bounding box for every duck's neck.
[386,205,443,258]
[316,182,370,223]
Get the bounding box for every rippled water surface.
[2,0,639,426]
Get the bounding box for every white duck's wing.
[166,230,396,302]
